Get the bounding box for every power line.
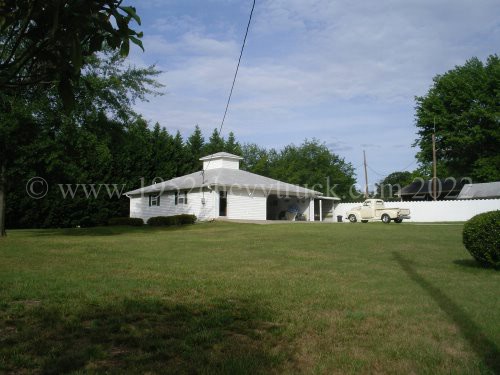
[399,159,418,172]
[367,164,387,177]
[202,0,256,178]
[365,159,418,180]
[217,0,256,137]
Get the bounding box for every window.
[175,191,188,205]
[149,194,160,207]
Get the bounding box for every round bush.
[463,210,500,268]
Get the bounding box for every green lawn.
[0,222,498,374]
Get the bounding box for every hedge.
[462,210,500,268]
[108,217,144,226]
[147,214,197,226]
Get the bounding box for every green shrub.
[177,214,197,225]
[147,216,172,226]
[108,217,144,226]
[463,210,500,268]
[147,215,196,227]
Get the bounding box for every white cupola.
[200,152,243,170]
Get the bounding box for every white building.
[125,152,338,222]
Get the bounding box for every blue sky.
[125,0,499,187]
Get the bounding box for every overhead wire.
[364,159,419,181]
[216,0,256,140]
[202,0,256,185]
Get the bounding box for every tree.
[0,2,144,236]
[171,131,187,176]
[72,53,162,123]
[268,139,356,199]
[375,171,415,199]
[150,123,176,180]
[224,132,242,155]
[204,128,225,155]
[0,1,143,105]
[414,55,500,182]
[185,125,205,172]
[240,143,272,176]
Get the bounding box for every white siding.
[305,198,315,221]
[333,199,500,222]
[225,188,267,220]
[129,189,216,222]
[203,158,239,170]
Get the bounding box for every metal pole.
[432,133,437,201]
[363,150,369,198]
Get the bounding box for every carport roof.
[457,181,500,199]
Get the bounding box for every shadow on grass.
[393,252,500,374]
[0,298,287,374]
[21,225,194,237]
[453,259,498,271]
[453,259,485,269]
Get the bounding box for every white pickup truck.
[346,199,410,223]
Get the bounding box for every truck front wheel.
[348,214,357,223]
[381,214,391,224]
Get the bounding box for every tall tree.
[185,125,205,172]
[150,123,178,180]
[414,55,500,182]
[171,131,187,177]
[224,132,242,155]
[204,128,225,155]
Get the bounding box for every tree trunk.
[0,163,6,237]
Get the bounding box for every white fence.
[332,199,500,222]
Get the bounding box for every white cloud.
[130,0,499,184]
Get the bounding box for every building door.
[314,199,320,221]
[219,191,227,216]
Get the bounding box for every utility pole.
[363,150,369,198]
[432,119,437,201]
